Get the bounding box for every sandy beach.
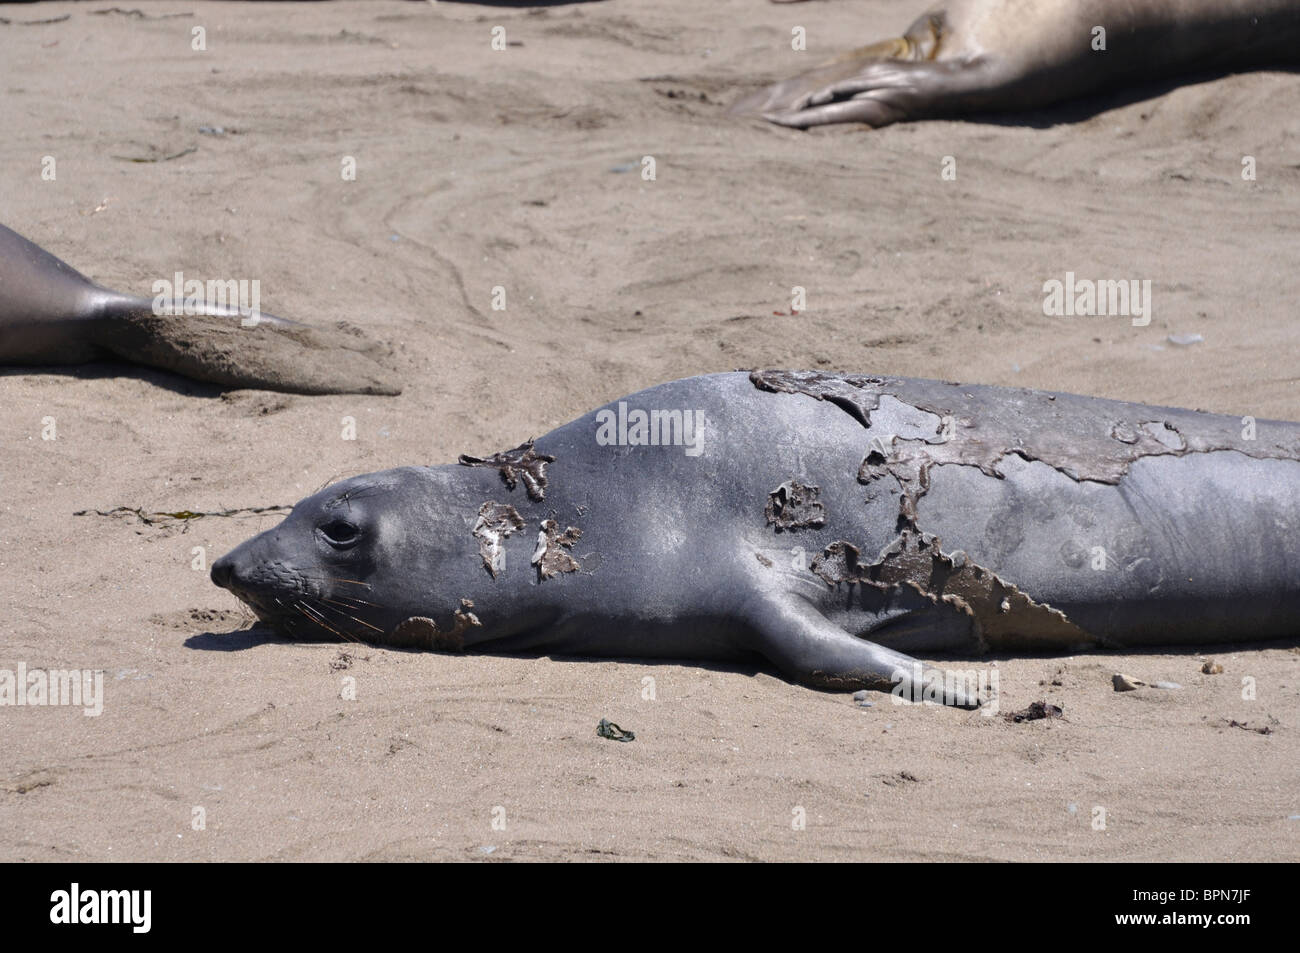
[1,0,1297,861]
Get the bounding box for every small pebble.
[1114,672,1180,691]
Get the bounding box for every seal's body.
[0,224,399,394]
[212,372,1300,706]
[733,0,1300,128]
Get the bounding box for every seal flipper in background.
[745,592,983,709]
[0,223,401,395]
[730,19,1006,129]
[731,0,1300,130]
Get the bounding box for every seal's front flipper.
[729,36,917,125]
[749,595,982,709]
[729,16,998,129]
[94,306,403,396]
[736,56,998,130]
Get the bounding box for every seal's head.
[210,467,481,647]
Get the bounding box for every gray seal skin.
[211,371,1300,708]
[0,223,400,395]
[732,0,1300,128]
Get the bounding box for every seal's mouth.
[214,579,307,636]
[232,589,294,627]
[231,584,380,644]
[228,577,390,645]
[211,556,378,643]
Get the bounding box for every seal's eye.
[320,519,360,547]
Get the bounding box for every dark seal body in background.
[733,0,1300,128]
[0,223,399,394]
[212,372,1300,706]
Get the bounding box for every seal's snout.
[210,535,269,594]
[210,554,235,590]
[209,537,297,629]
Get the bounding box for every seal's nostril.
[211,558,233,589]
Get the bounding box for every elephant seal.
[211,371,1300,707]
[0,223,400,395]
[732,0,1300,128]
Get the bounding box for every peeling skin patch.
[750,370,1300,498]
[459,439,555,502]
[858,445,933,528]
[750,369,888,426]
[532,519,582,580]
[1112,421,1186,450]
[472,502,524,577]
[809,541,865,587]
[765,479,826,530]
[388,599,481,651]
[811,531,1091,652]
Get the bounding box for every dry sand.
[1,0,1297,861]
